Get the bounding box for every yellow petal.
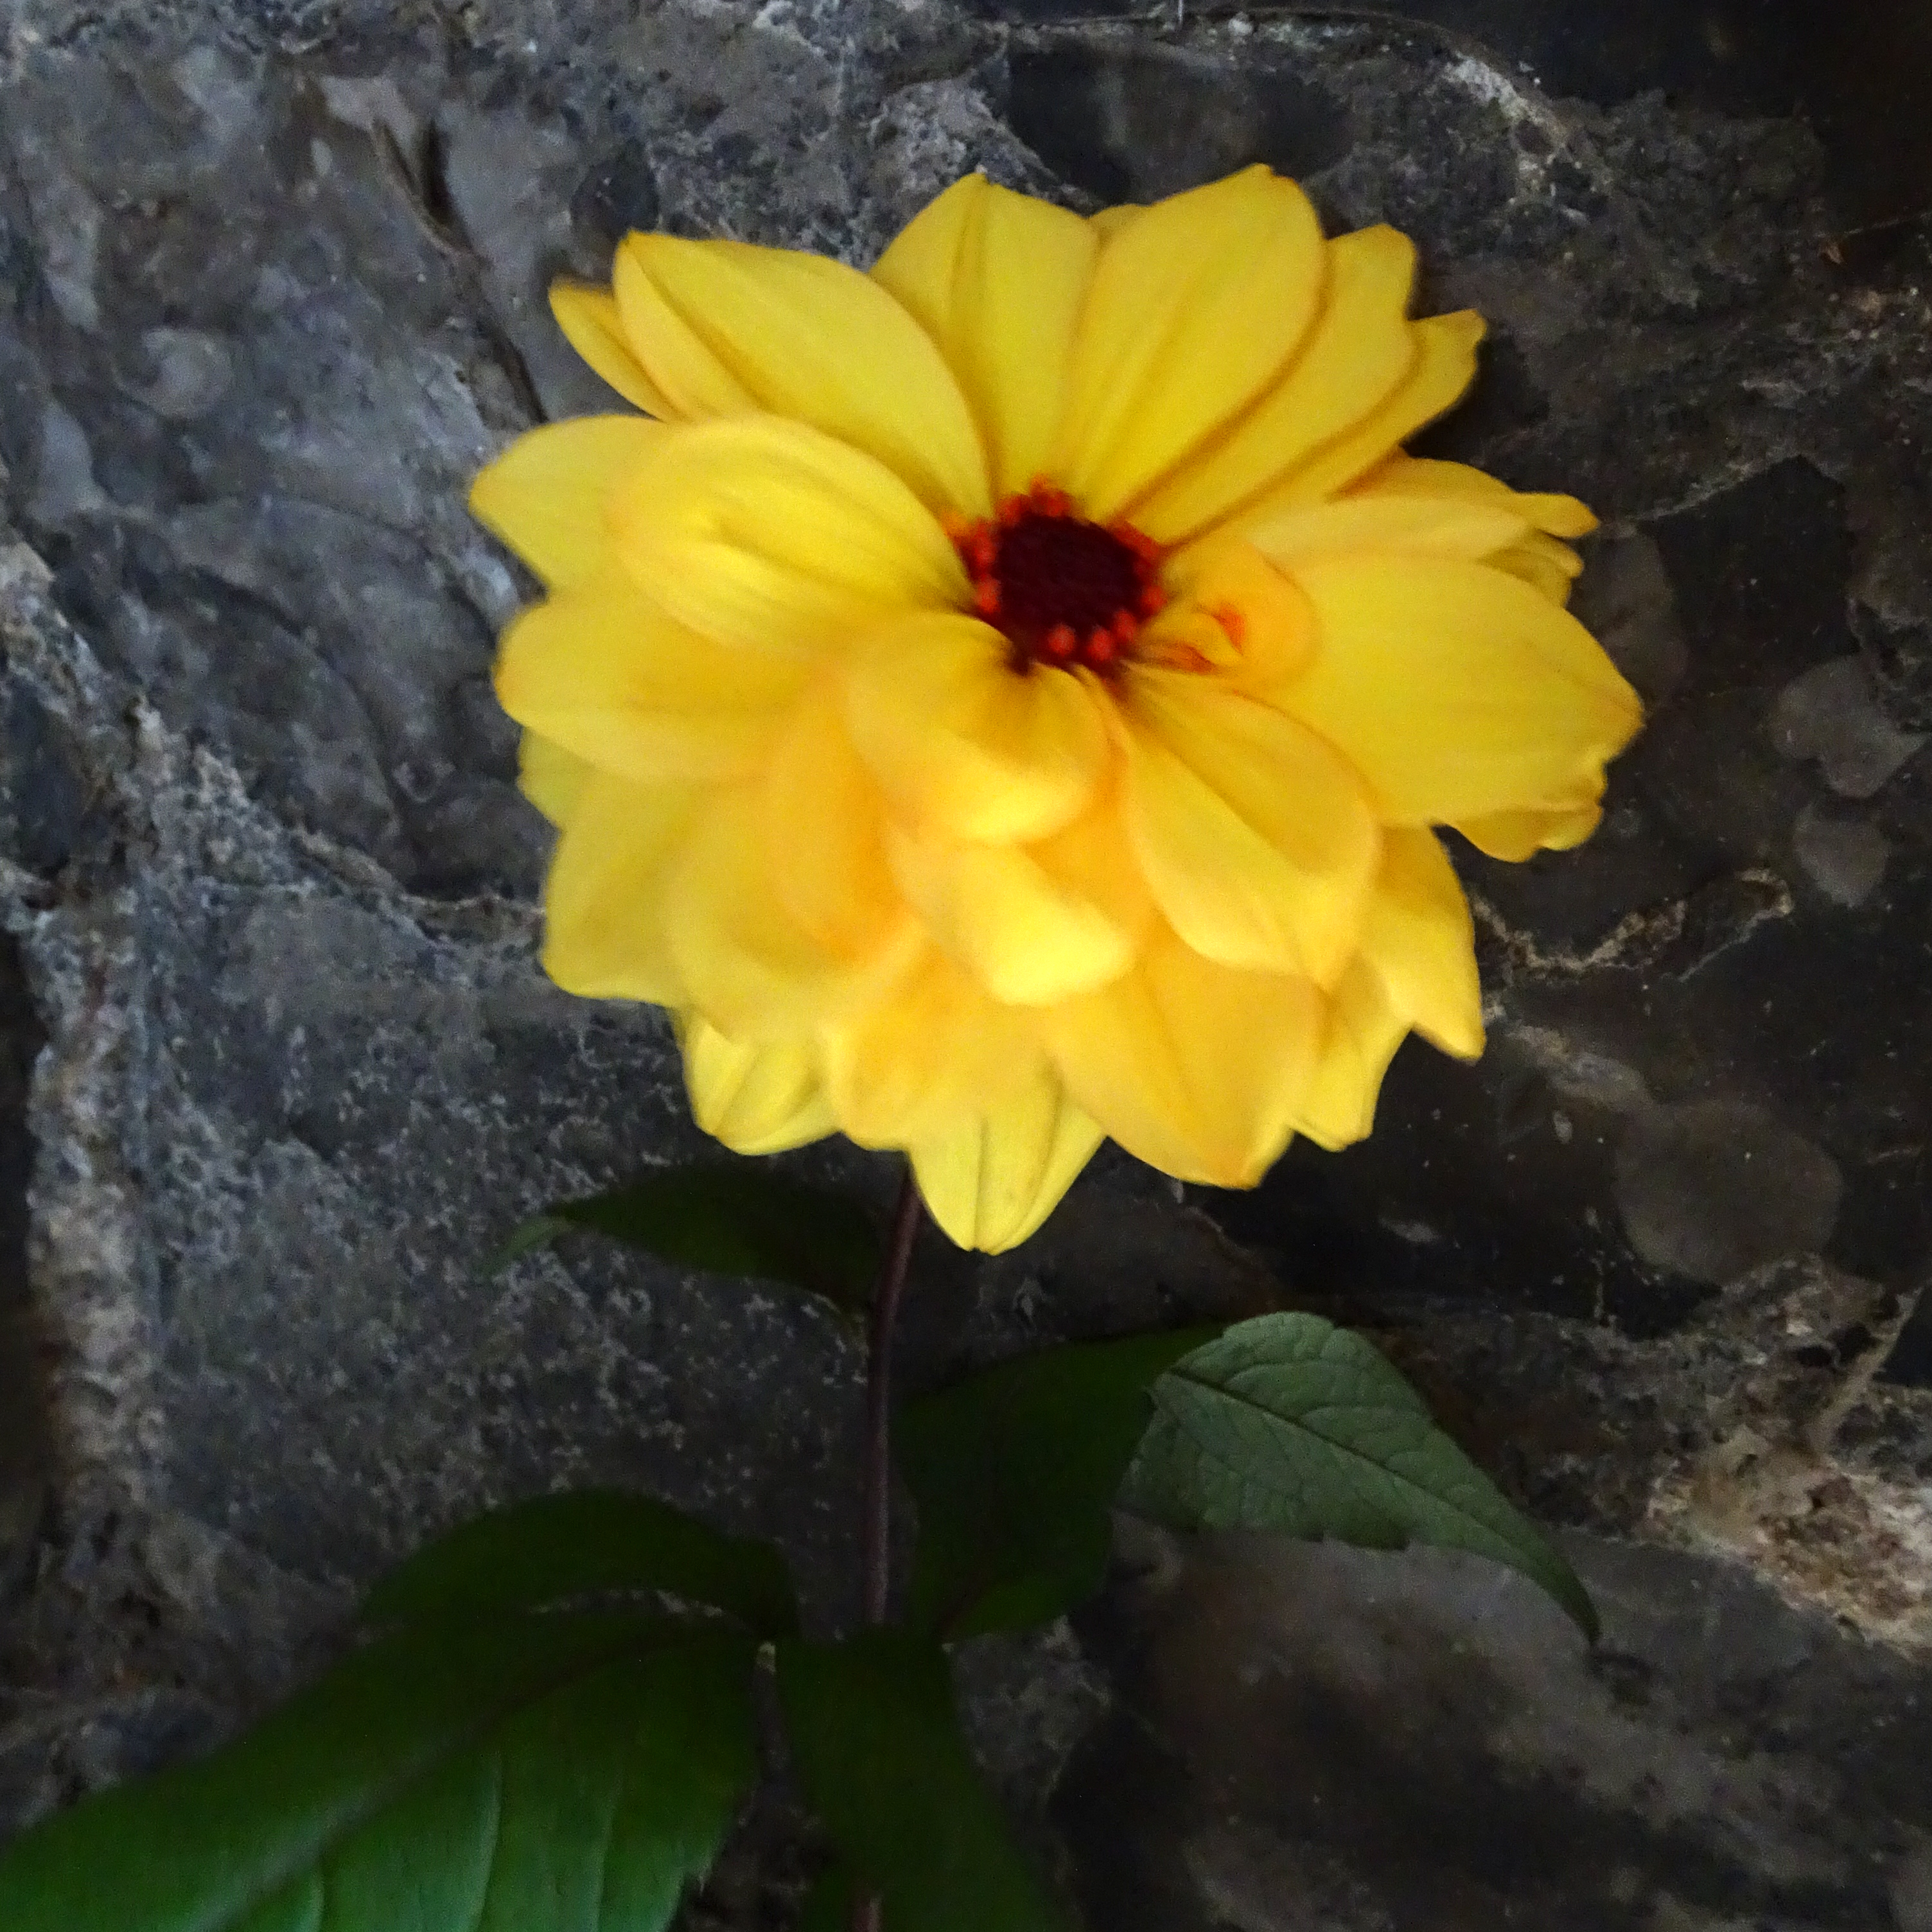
[1088,204,1144,243]
[763,681,906,960]
[1351,453,1598,538]
[1287,556,1641,825]
[886,821,1137,1006]
[518,731,592,828]
[1491,531,1585,606]
[1131,225,1419,543]
[1046,925,1321,1187]
[550,282,676,416]
[1295,964,1408,1151]
[844,614,1108,843]
[667,782,917,1041]
[541,770,696,1003]
[911,1065,1105,1253]
[1118,669,1380,985]
[1139,540,1318,690]
[1239,310,1486,519]
[1455,797,1603,861]
[678,1015,834,1154]
[821,944,1037,1147]
[1055,166,1326,518]
[610,418,967,654]
[1360,830,1482,1058]
[613,233,989,514]
[1347,453,1592,605]
[1241,494,1531,570]
[872,175,1098,498]
[470,416,666,588]
[1028,778,1155,947]
[495,575,802,782]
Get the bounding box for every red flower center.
[947,480,1166,674]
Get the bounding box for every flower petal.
[613,233,989,514]
[886,821,1138,1006]
[471,416,666,588]
[764,682,906,960]
[678,1015,834,1154]
[1139,540,1318,690]
[1455,796,1604,861]
[1360,829,1482,1058]
[1294,963,1407,1152]
[1241,494,1531,570]
[1055,166,1326,518]
[668,782,918,1041]
[845,614,1108,843]
[611,418,967,654]
[1118,669,1380,985]
[495,575,803,782]
[1234,310,1486,522]
[518,731,592,828]
[1046,925,1321,1186]
[1130,224,1419,543]
[911,1065,1105,1253]
[541,770,697,1003]
[1351,453,1598,539]
[821,944,1037,1146]
[550,282,676,416]
[872,175,1098,498]
[1287,557,1641,825]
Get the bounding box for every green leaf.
[901,1328,1219,1638]
[0,1613,760,1932]
[776,1632,1073,1932]
[1120,1312,1599,1640]
[362,1488,798,1637]
[489,1161,881,1308]
[796,1863,858,1932]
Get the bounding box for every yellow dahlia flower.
[473,166,1640,1254]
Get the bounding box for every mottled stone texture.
[1,0,1930,1925]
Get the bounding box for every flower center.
[947,480,1166,673]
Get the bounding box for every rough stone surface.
[2,0,1930,1924]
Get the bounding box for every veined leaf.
[0,1614,760,1932]
[1121,1312,1599,1639]
[900,1328,1218,1637]
[489,1162,880,1309]
[795,1863,857,1932]
[776,1632,1073,1932]
[363,1488,798,1637]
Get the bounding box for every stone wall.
[1,1,1929,1926]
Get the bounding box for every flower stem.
[850,1168,922,1932]
[861,1165,924,1628]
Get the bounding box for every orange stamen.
[1045,624,1078,659]
[1111,608,1138,643]
[974,579,1002,616]
[1086,629,1118,665]
[1139,584,1168,615]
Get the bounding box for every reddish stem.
[850,1168,923,1932]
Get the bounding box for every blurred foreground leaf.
[491,1161,880,1309]
[901,1328,1217,1637]
[777,1632,1073,1932]
[364,1487,797,1637]
[0,1615,759,1931]
[1121,1312,1599,1640]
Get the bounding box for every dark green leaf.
[0,1613,760,1932]
[362,1488,798,1637]
[796,1863,858,1932]
[489,1161,881,1308]
[901,1327,1218,1637]
[1120,1312,1599,1640]
[776,1632,1073,1932]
